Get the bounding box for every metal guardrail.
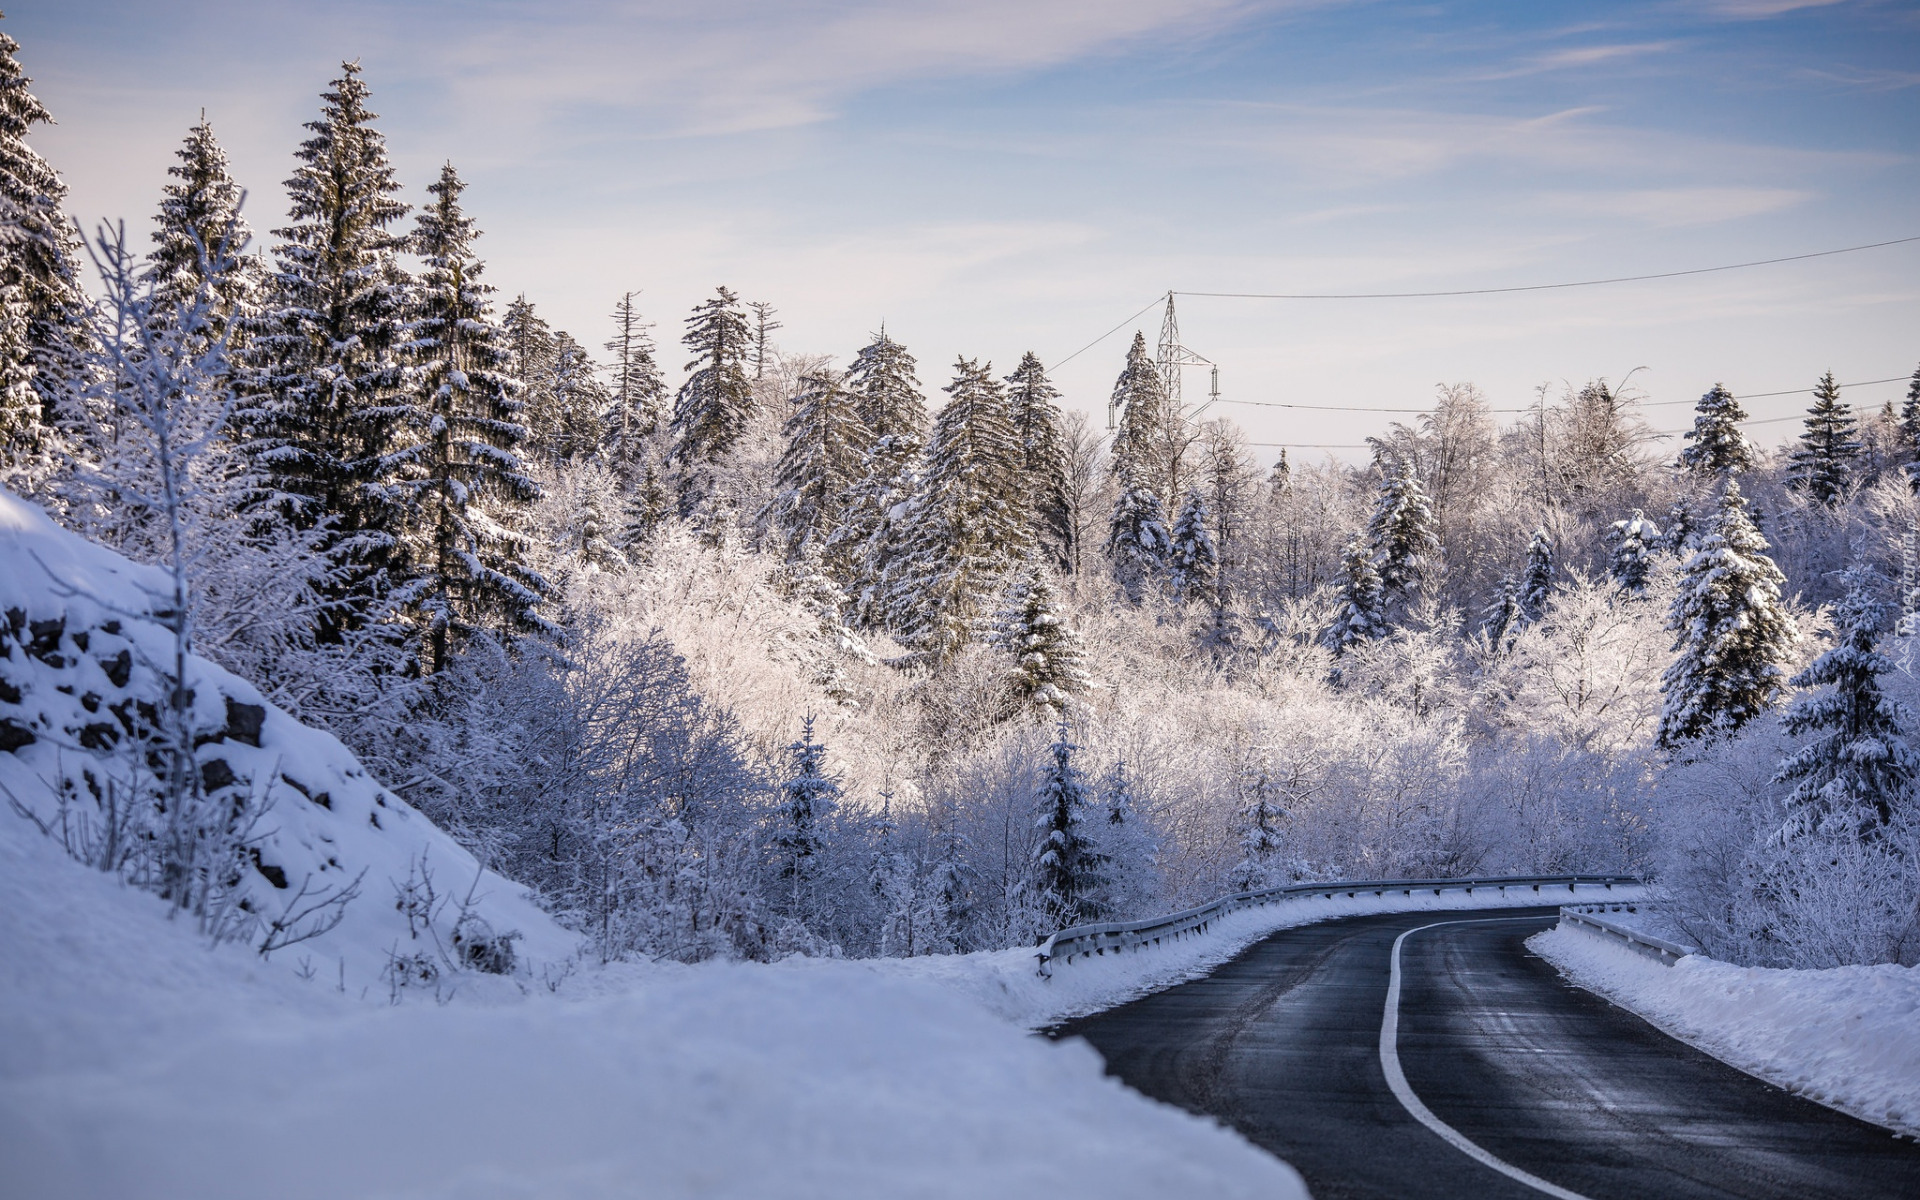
[1558,903,1699,966]
[1036,873,1642,976]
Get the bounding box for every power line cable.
[1176,235,1920,301]
[1046,294,1165,372]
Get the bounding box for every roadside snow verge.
[892,883,1642,1030]
[1531,923,1920,1138]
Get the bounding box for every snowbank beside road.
[0,805,1309,1200]
[1532,923,1920,1138]
[894,882,1642,1030]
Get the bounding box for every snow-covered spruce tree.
[989,564,1089,718]
[1268,448,1290,497]
[238,62,411,632]
[1005,352,1073,570]
[1325,536,1387,656]
[604,290,665,474]
[1364,463,1438,616]
[619,462,669,558]
[770,714,840,929]
[1773,570,1919,840]
[1232,751,1286,891]
[747,299,780,382]
[1166,486,1218,606]
[542,332,608,462]
[1095,759,1158,919]
[668,286,753,469]
[500,295,554,438]
[831,329,928,620]
[1105,468,1169,603]
[1678,383,1754,477]
[1520,526,1554,619]
[883,357,1027,663]
[1607,509,1662,595]
[1108,331,1168,493]
[1480,575,1521,653]
[148,116,257,356]
[1787,371,1860,508]
[0,19,85,462]
[1030,721,1106,932]
[556,463,628,576]
[392,164,549,674]
[1899,364,1919,465]
[1657,478,1797,750]
[764,367,870,560]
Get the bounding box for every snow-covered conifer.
[1480,575,1521,653]
[1232,752,1287,891]
[0,20,85,459]
[668,286,753,467]
[1899,365,1919,464]
[771,714,840,920]
[1678,383,1754,477]
[1108,332,1166,490]
[1105,471,1168,603]
[1095,759,1158,918]
[1657,478,1797,749]
[989,564,1089,717]
[1773,570,1919,840]
[238,62,411,629]
[1005,352,1073,570]
[1268,448,1290,497]
[148,116,257,354]
[1325,536,1387,655]
[765,368,870,560]
[545,332,608,462]
[1031,722,1105,930]
[604,291,665,472]
[1364,464,1438,614]
[1520,527,1554,619]
[1787,371,1861,507]
[747,299,780,382]
[392,163,549,672]
[1167,486,1218,606]
[1607,509,1662,595]
[832,330,928,619]
[619,462,669,557]
[883,357,1027,662]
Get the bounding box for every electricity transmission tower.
[1110,291,1220,430]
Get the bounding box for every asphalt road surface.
[1053,907,1920,1199]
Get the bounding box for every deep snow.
[1532,922,1920,1138]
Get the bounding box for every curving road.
[1052,907,1920,1200]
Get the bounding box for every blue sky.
[15,0,1920,459]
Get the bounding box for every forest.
[3,38,1917,972]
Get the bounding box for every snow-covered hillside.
[0,490,579,992]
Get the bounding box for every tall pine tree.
[1365,464,1438,617]
[1105,472,1169,604]
[239,62,412,636]
[1678,383,1753,477]
[668,286,753,467]
[392,163,549,673]
[1005,352,1073,570]
[1657,478,1796,749]
[1326,536,1388,655]
[832,329,929,619]
[989,564,1089,717]
[1108,331,1167,493]
[1607,509,1662,595]
[148,116,257,355]
[604,290,665,473]
[883,358,1027,662]
[1166,486,1218,607]
[0,20,85,458]
[1031,722,1105,931]
[1520,526,1555,619]
[1787,371,1860,507]
[765,368,870,561]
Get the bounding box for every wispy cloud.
[1538,185,1813,227]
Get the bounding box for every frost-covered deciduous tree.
[1773,571,1918,841]
[1679,383,1753,477]
[1787,371,1860,508]
[1658,479,1796,750]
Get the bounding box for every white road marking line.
[1380,918,1595,1200]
